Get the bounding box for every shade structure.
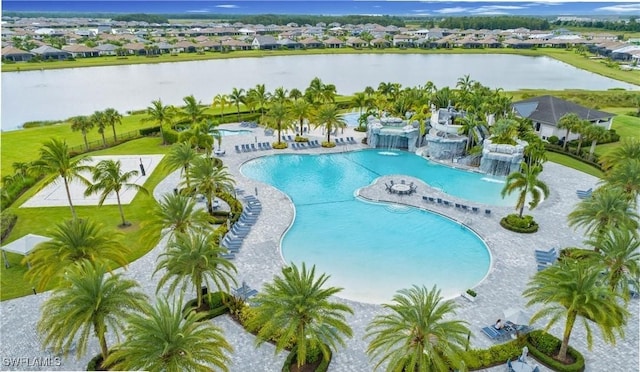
[502,307,531,326]
[1,234,51,268]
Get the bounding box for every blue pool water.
[241,149,498,303]
[341,112,361,127]
[216,129,253,136]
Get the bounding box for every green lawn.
[594,112,640,156]
[546,152,604,178]
[0,137,170,300]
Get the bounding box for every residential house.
[345,37,367,48]
[122,42,147,55]
[370,37,390,49]
[30,45,72,60]
[252,35,278,50]
[95,43,118,56]
[392,34,416,47]
[276,38,302,49]
[222,38,252,51]
[1,46,33,61]
[174,40,198,53]
[323,37,344,48]
[512,95,614,142]
[61,44,100,57]
[299,37,323,49]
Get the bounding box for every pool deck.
[1,124,637,371]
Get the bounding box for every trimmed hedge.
[544,144,603,170]
[0,210,18,243]
[526,330,585,372]
[164,127,180,144]
[139,125,161,136]
[322,141,336,148]
[282,344,332,372]
[464,339,524,370]
[183,291,231,321]
[294,136,309,142]
[272,142,288,149]
[500,214,539,233]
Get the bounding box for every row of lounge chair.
[235,142,272,153]
[535,247,558,271]
[232,281,258,301]
[291,140,321,149]
[239,121,258,128]
[422,196,491,215]
[576,187,593,199]
[334,137,358,145]
[219,195,262,260]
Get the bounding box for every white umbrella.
[503,307,531,325]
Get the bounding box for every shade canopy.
[1,234,51,268]
[502,307,531,326]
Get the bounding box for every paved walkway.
[0,124,637,371]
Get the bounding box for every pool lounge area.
[0,123,637,371]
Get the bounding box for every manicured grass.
[594,113,640,156]
[3,47,638,86]
[546,152,604,178]
[0,137,170,300]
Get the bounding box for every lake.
[2,53,637,131]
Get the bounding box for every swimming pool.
[216,129,253,136]
[241,149,497,303]
[341,112,361,127]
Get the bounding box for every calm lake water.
[2,53,637,130]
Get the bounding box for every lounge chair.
[461,205,469,211]
[436,198,442,204]
[443,200,451,206]
[242,144,249,152]
[235,145,241,153]
[220,253,235,260]
[291,143,298,150]
[532,366,540,372]
[298,142,307,149]
[507,359,513,371]
[348,137,356,143]
[485,209,491,216]
[471,206,479,213]
[250,143,257,151]
[481,326,501,340]
[257,142,264,150]
[455,203,461,208]
[264,142,271,149]
[576,187,593,199]
[422,195,429,201]
[428,197,435,202]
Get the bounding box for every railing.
[68,129,143,155]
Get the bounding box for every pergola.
[1,234,51,268]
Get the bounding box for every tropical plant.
[229,87,246,121]
[314,104,347,143]
[103,108,122,142]
[366,285,470,372]
[165,142,198,190]
[25,218,130,291]
[186,157,235,215]
[37,261,147,363]
[557,113,582,151]
[249,84,270,123]
[148,193,212,236]
[144,99,175,145]
[155,231,237,309]
[524,259,628,362]
[105,296,232,371]
[212,93,229,120]
[585,125,610,161]
[272,86,289,104]
[599,137,640,171]
[501,162,550,218]
[567,186,639,241]
[180,95,210,126]
[265,101,294,144]
[585,229,640,301]
[458,114,484,153]
[90,110,108,148]
[290,99,312,136]
[70,115,94,151]
[490,118,519,145]
[247,263,353,368]
[30,138,91,219]
[604,159,640,205]
[84,159,148,227]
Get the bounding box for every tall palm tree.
[289,88,303,101]
[37,261,147,363]
[90,110,108,148]
[366,285,470,372]
[144,99,175,145]
[557,113,582,151]
[105,296,232,371]
[586,229,640,301]
[265,101,294,144]
[501,161,549,218]
[524,259,628,362]
[458,114,484,153]
[84,159,149,227]
[200,119,222,153]
[567,186,639,241]
[249,84,270,123]
[272,86,289,104]
[574,120,591,155]
[155,231,237,309]
[103,108,122,143]
[70,115,94,151]
[305,77,325,104]
[605,159,640,205]
[585,124,610,161]
[314,104,347,144]
[186,157,235,215]
[599,137,640,171]
[180,95,209,126]
[165,142,198,190]
[352,92,371,120]
[247,263,353,369]
[25,218,130,291]
[149,193,212,236]
[229,87,246,121]
[290,99,312,136]
[212,93,229,120]
[30,138,91,219]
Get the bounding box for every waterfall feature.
[479,139,527,176]
[366,116,420,151]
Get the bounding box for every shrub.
[500,214,539,233]
[548,135,559,145]
[322,141,336,148]
[526,330,585,372]
[463,339,524,370]
[466,289,477,297]
[0,210,18,243]
[272,142,288,149]
[282,344,332,372]
[294,136,309,142]
[353,127,367,132]
[139,126,161,136]
[183,291,230,321]
[163,127,179,144]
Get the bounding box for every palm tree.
[586,229,640,301]
[90,110,108,148]
[144,99,175,145]
[305,77,325,104]
[458,114,483,153]
[247,263,353,369]
[289,88,303,101]
[30,138,91,219]
[574,120,591,155]
[180,95,209,126]
[25,218,130,291]
[155,231,237,309]
[585,124,610,161]
[249,84,270,123]
[165,142,198,190]
[352,92,370,120]
[605,159,640,205]
[314,104,347,144]
[501,162,549,218]
[186,157,235,215]
[290,99,312,136]
[524,259,628,362]
[38,261,147,363]
[265,101,293,144]
[567,187,639,241]
[103,108,122,143]
[272,86,289,104]
[149,193,212,236]
[212,93,229,120]
[557,113,582,151]
[600,137,640,171]
[229,87,246,121]
[105,296,232,371]
[366,285,470,372]
[84,159,148,227]
[70,116,94,151]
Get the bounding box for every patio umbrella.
[502,307,531,326]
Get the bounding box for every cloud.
[186,9,210,13]
[215,4,239,9]
[596,3,640,12]
[470,5,526,12]
[474,11,510,15]
[435,6,469,14]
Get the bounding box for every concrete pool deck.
[0,124,637,371]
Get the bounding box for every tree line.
[553,18,640,32]
[439,16,551,30]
